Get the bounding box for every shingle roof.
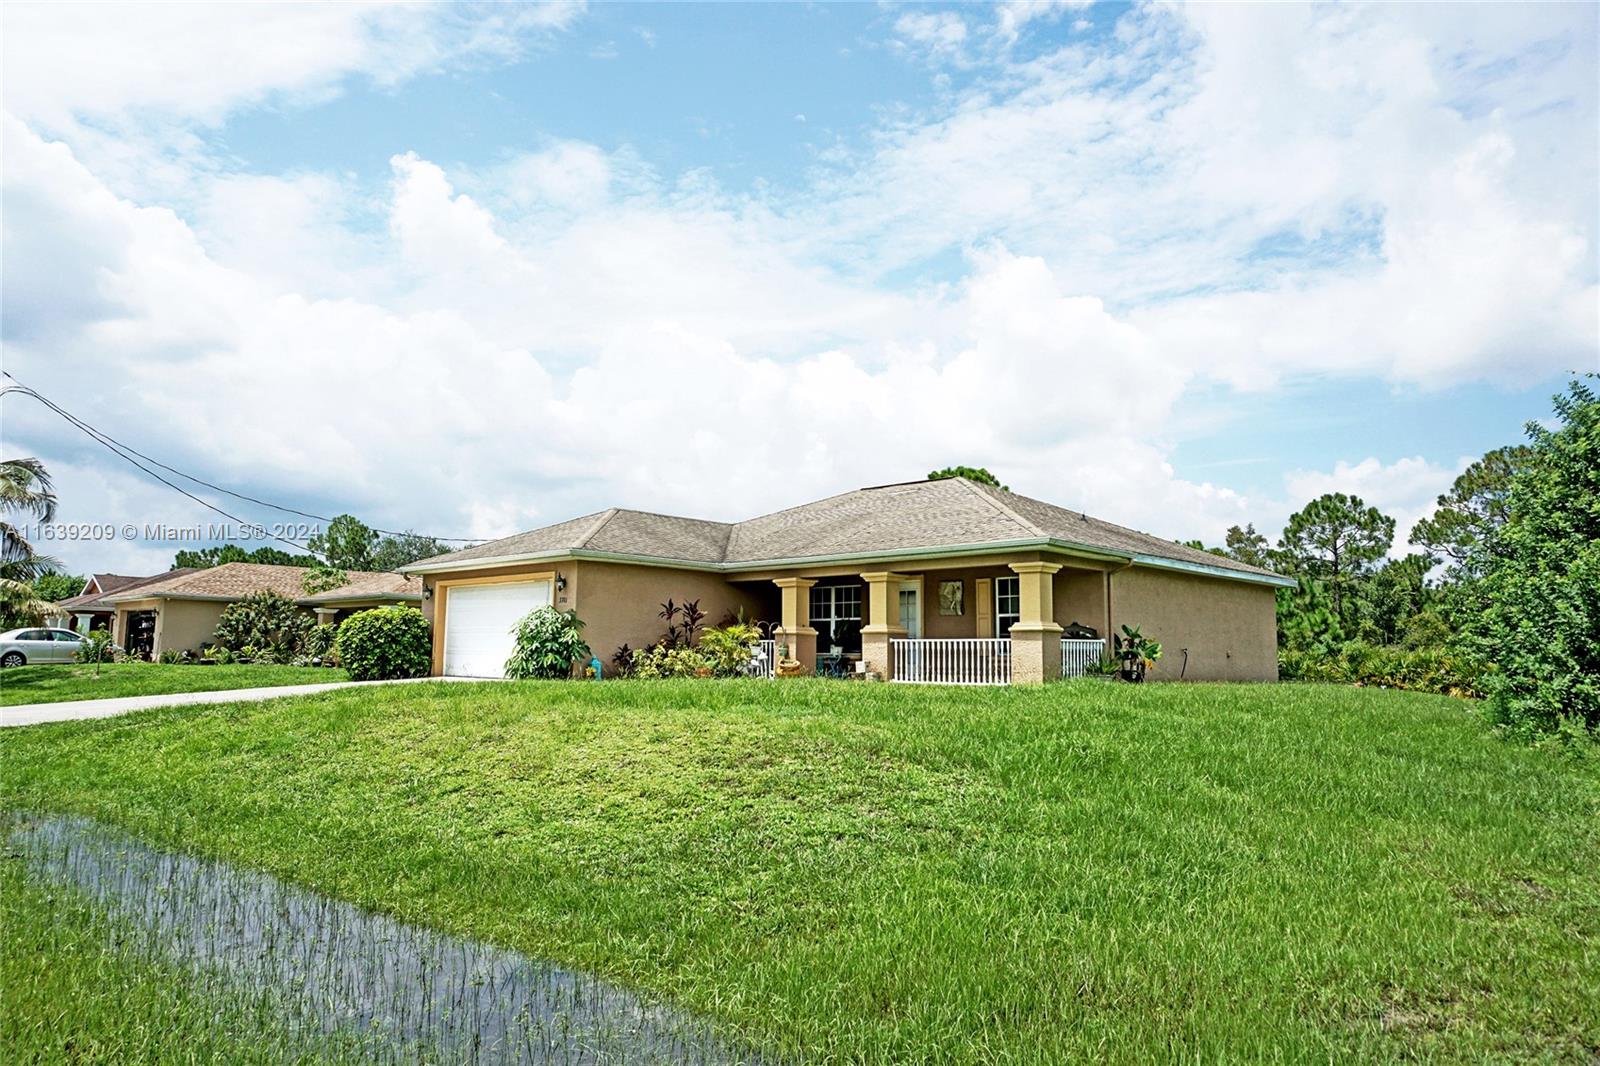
[58,570,200,610]
[415,509,732,567]
[102,562,421,604]
[408,479,1287,583]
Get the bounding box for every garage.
[441,579,552,677]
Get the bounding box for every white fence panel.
[1060,638,1105,678]
[891,638,1012,685]
[749,639,778,679]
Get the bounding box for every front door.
[897,581,921,638]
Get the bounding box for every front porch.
[741,554,1113,686]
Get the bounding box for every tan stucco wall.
[1109,567,1278,681]
[569,560,765,664]
[155,600,229,656]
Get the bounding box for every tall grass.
[3,679,1597,1062]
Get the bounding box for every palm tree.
[1,457,60,626]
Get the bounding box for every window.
[995,576,1020,637]
[810,583,863,652]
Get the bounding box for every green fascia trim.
[403,539,1290,589]
[1128,552,1297,588]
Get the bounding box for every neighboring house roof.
[101,562,421,605]
[59,569,200,611]
[405,478,1291,586]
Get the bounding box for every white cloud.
[2,1,1594,577]
[894,11,970,63]
[1282,455,1470,556]
[1,1,582,129]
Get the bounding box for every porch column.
[1008,561,1064,684]
[859,571,909,680]
[772,578,817,675]
[74,613,94,634]
[313,608,339,628]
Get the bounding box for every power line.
[1,373,478,551]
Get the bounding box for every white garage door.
[442,579,553,678]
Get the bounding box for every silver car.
[0,627,88,667]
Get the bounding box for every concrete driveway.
[0,676,488,728]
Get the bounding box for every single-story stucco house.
[99,562,421,659]
[54,571,199,634]
[402,477,1294,685]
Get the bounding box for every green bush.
[303,624,338,662]
[1278,641,1482,697]
[630,644,712,679]
[504,607,590,680]
[73,629,116,675]
[335,607,430,682]
[698,623,762,677]
[213,591,313,659]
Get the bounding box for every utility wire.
[1,372,478,546]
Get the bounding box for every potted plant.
[1114,624,1163,683]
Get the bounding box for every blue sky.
[1,1,1596,574]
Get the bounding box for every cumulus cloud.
[1282,456,1471,557]
[1,1,1594,574]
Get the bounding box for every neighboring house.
[402,477,1295,685]
[101,563,421,659]
[54,571,200,634]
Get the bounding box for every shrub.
[203,644,234,665]
[610,643,635,678]
[698,623,762,677]
[631,644,712,679]
[158,649,182,665]
[74,628,115,675]
[335,607,431,681]
[213,591,313,659]
[504,607,590,680]
[1278,641,1482,698]
[303,624,338,662]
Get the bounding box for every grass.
[2,679,1597,1063]
[0,662,350,706]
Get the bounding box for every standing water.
[7,814,762,1065]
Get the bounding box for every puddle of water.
[6,813,761,1065]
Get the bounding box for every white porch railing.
[1061,637,1106,678]
[892,638,1011,685]
[749,639,778,679]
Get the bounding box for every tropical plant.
[213,590,314,657]
[303,624,338,662]
[1458,379,1598,737]
[698,623,763,677]
[335,606,431,681]
[611,643,635,678]
[928,465,1008,490]
[0,457,61,627]
[656,598,706,647]
[74,628,116,677]
[1115,624,1163,666]
[630,644,712,679]
[504,606,590,680]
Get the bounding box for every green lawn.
[2,680,1596,1063]
[0,662,349,706]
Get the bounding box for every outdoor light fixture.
[556,573,567,592]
